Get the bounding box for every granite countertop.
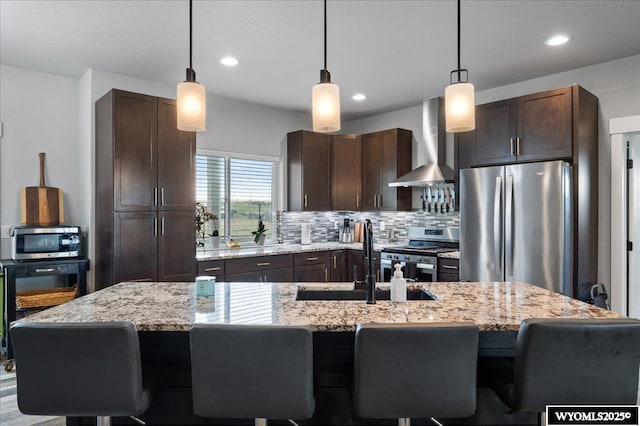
[438,250,460,260]
[196,242,403,261]
[18,281,621,332]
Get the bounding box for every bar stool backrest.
[190,324,315,420]
[514,318,640,412]
[355,322,479,419]
[10,321,147,417]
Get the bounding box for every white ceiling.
[2,0,639,120]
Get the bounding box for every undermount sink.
[295,287,437,301]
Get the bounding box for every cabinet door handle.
[333,255,337,269]
[324,267,328,282]
[154,217,158,236]
[441,265,459,270]
[377,195,382,209]
[304,194,308,208]
[257,262,271,267]
[161,188,165,206]
[204,267,221,272]
[153,187,158,206]
[373,195,377,208]
[161,217,165,236]
[306,257,319,261]
[516,137,521,155]
[509,138,514,156]
[356,195,359,209]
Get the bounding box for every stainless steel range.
[380,226,459,282]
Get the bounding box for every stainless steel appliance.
[10,226,81,260]
[460,160,572,295]
[381,226,459,282]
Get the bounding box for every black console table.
[1,257,89,371]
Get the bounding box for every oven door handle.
[416,263,435,270]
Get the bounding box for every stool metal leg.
[429,417,444,426]
[398,418,410,426]
[255,418,267,426]
[97,416,111,426]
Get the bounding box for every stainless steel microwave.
[10,226,81,260]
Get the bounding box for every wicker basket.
[16,285,77,309]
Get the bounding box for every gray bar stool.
[354,322,479,426]
[9,321,151,426]
[488,318,640,424]
[190,323,315,426]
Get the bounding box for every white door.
[629,136,640,319]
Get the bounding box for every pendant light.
[312,0,340,133]
[445,0,475,132]
[177,0,206,132]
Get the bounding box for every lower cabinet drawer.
[225,254,293,275]
[197,260,225,280]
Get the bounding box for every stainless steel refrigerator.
[460,160,573,295]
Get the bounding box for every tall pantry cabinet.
[95,89,196,290]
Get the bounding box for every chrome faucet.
[363,218,376,304]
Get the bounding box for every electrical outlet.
[1,225,11,239]
[379,221,386,231]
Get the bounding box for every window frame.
[196,148,280,244]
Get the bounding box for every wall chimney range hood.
[389,97,455,187]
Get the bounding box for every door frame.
[610,115,640,315]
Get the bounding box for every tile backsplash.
[279,211,459,244]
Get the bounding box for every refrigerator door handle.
[494,176,503,273]
[505,174,514,277]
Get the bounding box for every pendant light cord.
[324,0,327,70]
[457,0,461,81]
[189,0,193,70]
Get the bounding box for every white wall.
[0,64,79,257]
[344,54,640,297]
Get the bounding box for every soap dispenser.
[390,263,407,302]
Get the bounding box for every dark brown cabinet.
[348,250,380,282]
[467,86,573,167]
[437,257,460,282]
[293,252,330,282]
[331,135,362,211]
[287,131,331,211]
[362,128,412,211]
[225,254,294,283]
[96,89,196,289]
[329,250,347,282]
[197,259,225,281]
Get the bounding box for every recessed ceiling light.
[220,56,239,66]
[545,34,570,46]
[352,93,366,101]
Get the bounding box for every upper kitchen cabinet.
[362,128,412,211]
[95,89,196,289]
[287,130,331,211]
[467,86,584,167]
[331,134,362,211]
[102,91,195,212]
[157,98,197,210]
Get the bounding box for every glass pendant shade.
[312,81,341,133]
[445,81,475,132]
[177,81,206,131]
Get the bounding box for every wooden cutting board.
[21,152,64,226]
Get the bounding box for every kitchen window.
[196,150,278,243]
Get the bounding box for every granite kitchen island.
[16,281,622,425]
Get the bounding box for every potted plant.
[251,204,268,245]
[195,203,218,248]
